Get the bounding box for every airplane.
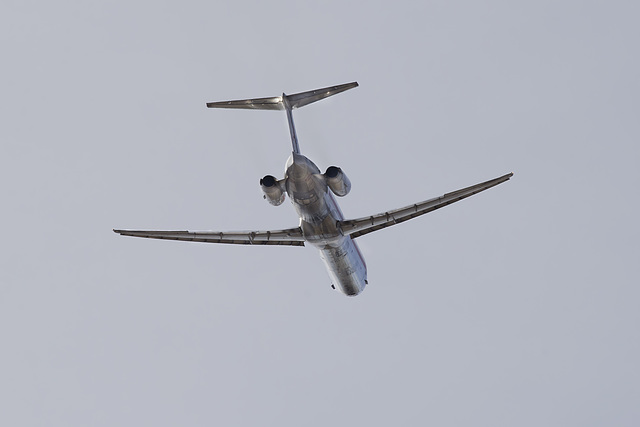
[114,82,513,296]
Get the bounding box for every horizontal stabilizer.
[206,96,283,110]
[206,82,358,110]
[286,82,359,109]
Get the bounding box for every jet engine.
[324,166,351,197]
[260,175,286,206]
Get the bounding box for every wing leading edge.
[339,172,513,239]
[113,227,305,246]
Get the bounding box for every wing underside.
[115,173,512,245]
[339,173,513,239]
[113,227,305,246]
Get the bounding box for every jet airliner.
[114,82,512,296]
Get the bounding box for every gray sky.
[2,1,639,426]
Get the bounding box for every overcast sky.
[2,1,639,426]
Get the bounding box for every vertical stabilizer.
[282,93,300,154]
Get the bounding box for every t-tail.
[206,82,358,154]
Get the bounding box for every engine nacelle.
[259,175,286,206]
[324,166,351,197]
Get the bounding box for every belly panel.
[319,237,367,296]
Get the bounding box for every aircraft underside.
[114,82,512,297]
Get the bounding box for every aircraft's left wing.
[339,173,513,239]
[113,227,305,246]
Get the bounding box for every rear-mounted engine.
[260,175,286,206]
[325,166,351,197]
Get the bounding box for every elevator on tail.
[114,82,513,296]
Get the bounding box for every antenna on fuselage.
[206,82,359,155]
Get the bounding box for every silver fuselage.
[285,153,367,296]
[114,83,513,298]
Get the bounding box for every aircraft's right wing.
[113,227,305,246]
[339,173,513,239]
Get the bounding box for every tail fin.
[206,82,358,154]
[206,82,358,110]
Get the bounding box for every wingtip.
[501,172,514,180]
